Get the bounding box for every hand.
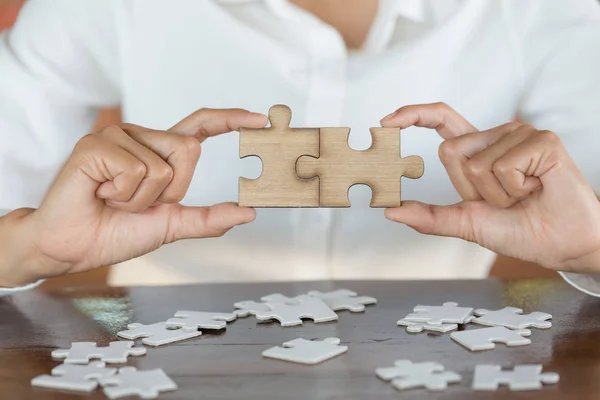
[2,108,268,286]
[381,103,600,273]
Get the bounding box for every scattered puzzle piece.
[260,293,301,304]
[117,321,202,347]
[235,294,338,326]
[99,367,177,399]
[296,126,424,207]
[307,289,377,312]
[262,337,348,364]
[51,341,146,364]
[473,364,559,391]
[166,311,237,330]
[31,361,117,392]
[404,302,473,325]
[397,319,458,333]
[451,326,532,351]
[472,307,552,329]
[239,104,320,207]
[376,360,461,391]
[233,300,272,317]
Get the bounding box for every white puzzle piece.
[397,319,458,333]
[404,302,473,325]
[260,293,301,304]
[472,307,552,329]
[117,321,201,347]
[256,295,338,326]
[451,326,532,351]
[31,361,117,392]
[52,341,146,364]
[473,364,559,391]
[233,301,272,317]
[262,337,348,364]
[166,311,237,330]
[99,367,177,399]
[307,289,377,312]
[376,360,461,391]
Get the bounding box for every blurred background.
[0,0,559,287]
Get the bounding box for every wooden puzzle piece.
[296,127,424,207]
[239,104,319,207]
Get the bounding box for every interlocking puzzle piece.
[397,319,458,333]
[403,302,473,325]
[296,126,424,207]
[31,361,117,392]
[52,341,146,364]
[473,364,559,391]
[262,337,348,364]
[117,321,201,347]
[165,311,237,330]
[260,293,300,303]
[99,367,177,399]
[239,104,319,207]
[376,360,461,391]
[235,294,338,326]
[451,326,532,351]
[472,307,552,329]
[307,289,377,312]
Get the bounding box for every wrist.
[0,209,65,287]
[562,246,600,274]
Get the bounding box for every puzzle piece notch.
[239,104,320,207]
[473,364,559,391]
[262,337,348,364]
[397,319,458,333]
[31,361,117,392]
[51,341,146,364]
[451,326,532,351]
[376,360,461,391]
[99,367,177,399]
[404,302,474,325]
[117,321,202,347]
[166,311,237,330]
[296,127,424,207]
[307,289,377,312]
[472,307,552,329]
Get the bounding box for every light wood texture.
[239,105,320,207]
[297,127,424,207]
[1,279,595,399]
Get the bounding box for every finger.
[96,126,174,212]
[164,203,257,242]
[121,124,201,203]
[384,201,477,242]
[169,108,268,143]
[438,122,522,201]
[380,102,478,139]
[463,125,536,208]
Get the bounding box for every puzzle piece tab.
[296,127,424,207]
[52,341,146,364]
[451,326,532,351]
[117,321,201,347]
[403,302,473,325]
[99,367,177,399]
[239,104,319,207]
[307,289,377,312]
[166,311,237,330]
[397,319,458,333]
[31,361,117,392]
[235,294,338,326]
[473,364,559,391]
[376,360,461,391]
[262,337,348,364]
[472,307,552,329]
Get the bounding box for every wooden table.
[1,279,599,399]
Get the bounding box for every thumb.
[384,201,477,242]
[165,202,256,243]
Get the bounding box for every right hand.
[5,108,268,286]
[382,103,600,273]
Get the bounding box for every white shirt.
[1,0,600,291]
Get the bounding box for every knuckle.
[150,164,174,184]
[130,160,147,179]
[180,135,201,157]
[464,160,487,180]
[537,129,561,145]
[492,160,511,177]
[438,140,457,163]
[98,124,126,140]
[74,134,99,151]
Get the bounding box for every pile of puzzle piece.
[31,290,559,398]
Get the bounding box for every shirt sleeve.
[558,272,600,297]
[0,0,122,210]
[0,279,44,296]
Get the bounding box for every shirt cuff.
[559,271,600,297]
[0,279,44,296]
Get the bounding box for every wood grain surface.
[1,279,599,399]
